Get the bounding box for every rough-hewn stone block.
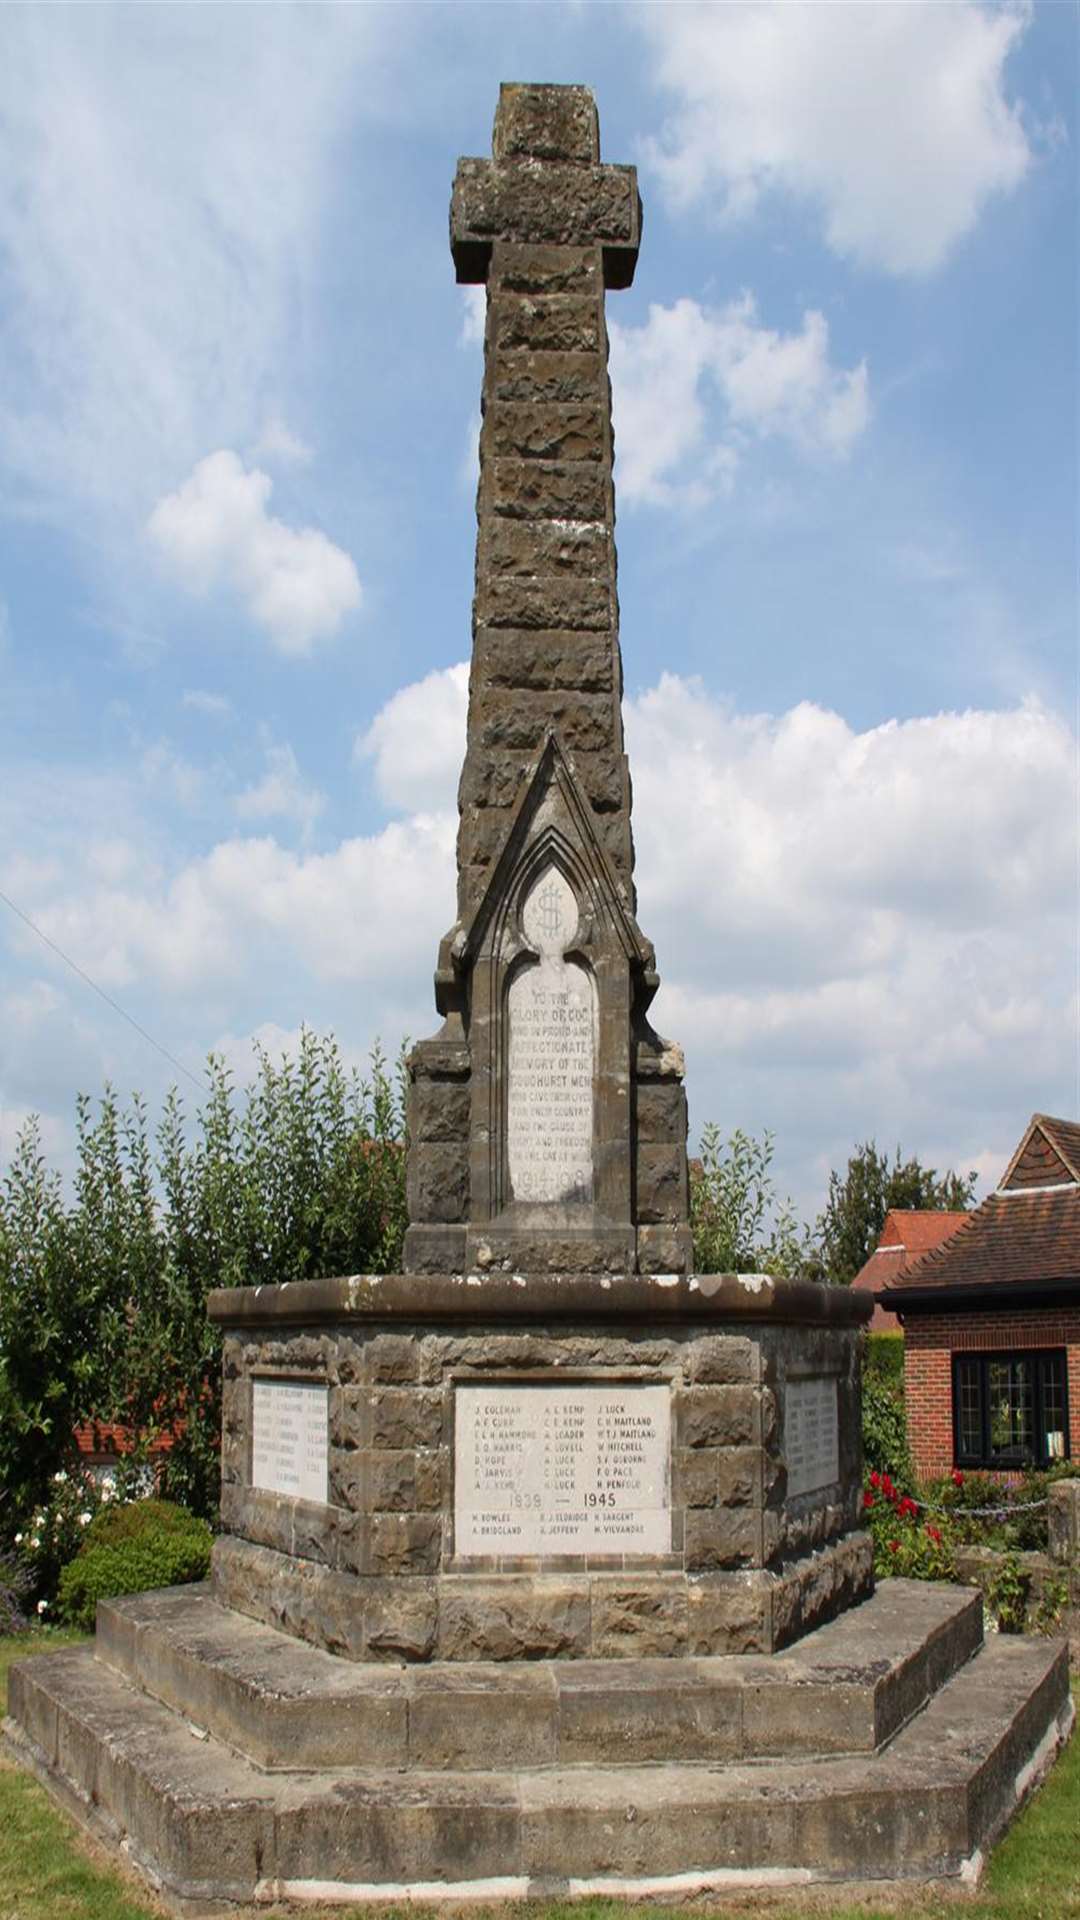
[491,242,601,296]
[370,1386,444,1451]
[409,1077,470,1144]
[371,1512,442,1576]
[486,402,606,465]
[678,1385,758,1449]
[470,628,615,694]
[406,1142,469,1224]
[590,1578,688,1658]
[488,293,602,355]
[686,1571,769,1654]
[482,516,610,576]
[477,572,611,631]
[486,456,608,520]
[478,689,615,753]
[636,1143,688,1224]
[436,1578,591,1660]
[491,350,605,406]
[686,1335,756,1385]
[684,1507,759,1571]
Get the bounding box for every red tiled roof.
[1000,1113,1080,1190]
[881,1187,1080,1298]
[852,1210,970,1328]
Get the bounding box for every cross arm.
[450,158,641,289]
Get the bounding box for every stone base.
[209,1268,874,1661]
[6,1579,1072,1908]
[210,1528,874,1662]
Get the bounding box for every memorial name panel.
[455,1382,671,1556]
[507,962,595,1204]
[785,1375,840,1497]
[251,1378,329,1504]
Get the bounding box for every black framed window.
[952,1350,1070,1469]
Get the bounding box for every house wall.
[903,1307,1080,1480]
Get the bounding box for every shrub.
[864,1331,904,1391]
[0,1550,32,1633]
[863,1471,956,1582]
[12,1466,114,1612]
[57,1500,212,1631]
[0,1030,406,1542]
[920,1465,1074,1554]
[861,1372,913,1491]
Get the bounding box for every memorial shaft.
[405,84,691,1277]
[451,83,639,922]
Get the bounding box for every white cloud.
[610,295,868,506]
[182,690,232,720]
[235,743,326,841]
[641,2,1032,276]
[252,418,314,469]
[3,665,1073,1219]
[0,9,383,523]
[355,661,469,815]
[148,450,361,657]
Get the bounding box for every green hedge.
[864,1331,905,1389]
[57,1500,212,1631]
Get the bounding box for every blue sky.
[1,1,1076,1224]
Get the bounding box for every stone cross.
[404,85,691,1279]
[450,82,640,922]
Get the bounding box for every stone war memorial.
[7,84,1073,1909]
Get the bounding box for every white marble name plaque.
[454,1383,671,1557]
[507,866,596,1206]
[251,1378,329,1504]
[785,1376,839,1497]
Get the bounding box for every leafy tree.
[817,1140,977,1287]
[691,1126,811,1278]
[0,1030,407,1541]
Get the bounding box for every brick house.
[852,1209,970,1332]
[878,1114,1080,1480]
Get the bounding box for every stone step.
[6,1630,1070,1905]
[94,1579,982,1771]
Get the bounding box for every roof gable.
[999,1114,1080,1191]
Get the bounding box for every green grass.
[0,1635,1076,1920]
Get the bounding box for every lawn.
[0,1631,1077,1920]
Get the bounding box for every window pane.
[955,1358,983,1461]
[1040,1354,1068,1462]
[987,1358,1034,1464]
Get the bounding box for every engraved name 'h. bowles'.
[404,84,692,1277]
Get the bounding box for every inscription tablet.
[785,1375,839,1497]
[251,1378,329,1504]
[455,1382,670,1557]
[507,866,595,1205]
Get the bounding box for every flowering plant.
[863,1469,957,1581]
[11,1465,119,1612]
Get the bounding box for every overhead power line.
[0,887,206,1093]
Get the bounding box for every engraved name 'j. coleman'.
[507,865,596,1205]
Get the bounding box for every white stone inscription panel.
[785,1376,839,1497]
[507,866,595,1205]
[251,1378,328,1504]
[455,1383,671,1557]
